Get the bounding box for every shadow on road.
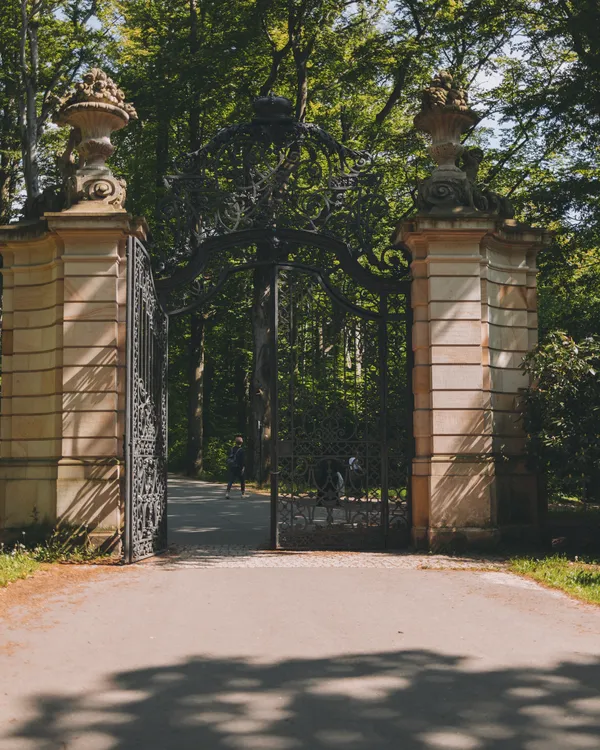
[168,477,270,549]
[10,649,600,749]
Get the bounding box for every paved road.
[167,477,271,548]
[1,478,600,750]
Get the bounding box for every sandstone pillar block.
[0,212,132,546]
[400,217,546,549]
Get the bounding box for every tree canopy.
[1,0,600,489]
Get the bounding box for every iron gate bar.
[270,264,279,549]
[379,293,389,545]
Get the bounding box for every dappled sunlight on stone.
[86,689,150,707]
[315,729,366,745]
[506,686,551,699]
[5,649,600,748]
[223,736,302,749]
[309,675,410,701]
[419,730,483,749]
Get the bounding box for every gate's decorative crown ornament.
[55,68,137,211]
[161,91,400,279]
[415,70,514,218]
[251,94,294,122]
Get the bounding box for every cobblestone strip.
[146,546,506,570]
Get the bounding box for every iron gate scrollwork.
[273,266,410,550]
[125,237,169,562]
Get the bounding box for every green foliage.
[0,547,39,587]
[0,0,114,216]
[2,522,112,564]
[510,556,600,606]
[522,332,600,502]
[27,525,111,563]
[201,437,230,482]
[0,525,110,587]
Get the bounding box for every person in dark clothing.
[314,458,345,504]
[225,436,246,499]
[348,455,365,498]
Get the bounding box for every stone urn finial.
[413,70,514,218]
[55,68,137,210]
[414,71,480,215]
[415,70,478,171]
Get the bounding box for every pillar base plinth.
[428,526,501,553]
[411,526,429,550]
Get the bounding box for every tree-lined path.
[1,479,600,750]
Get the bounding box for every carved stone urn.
[414,70,480,215]
[415,107,478,172]
[55,68,137,210]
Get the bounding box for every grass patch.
[0,551,40,588]
[0,526,113,588]
[510,555,600,605]
[27,527,113,564]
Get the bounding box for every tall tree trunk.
[0,164,13,223]
[19,0,40,215]
[186,311,206,476]
[154,102,170,213]
[259,43,292,97]
[184,2,203,476]
[203,354,214,461]
[189,0,201,151]
[0,105,17,221]
[293,46,310,122]
[235,345,249,437]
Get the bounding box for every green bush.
[2,524,111,564]
[200,437,229,482]
[522,332,600,502]
[0,549,39,587]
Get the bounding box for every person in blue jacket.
[225,435,246,499]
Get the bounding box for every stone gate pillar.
[396,72,548,549]
[0,70,137,548]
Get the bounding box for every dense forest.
[1,0,599,496]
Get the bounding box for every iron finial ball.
[251,94,294,122]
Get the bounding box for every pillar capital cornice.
[482,221,550,259]
[395,215,497,245]
[0,220,61,268]
[45,210,132,235]
[0,213,143,267]
[394,216,550,263]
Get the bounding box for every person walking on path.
[225,436,246,499]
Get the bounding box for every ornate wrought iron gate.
[124,237,169,562]
[146,93,415,555]
[271,265,411,550]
